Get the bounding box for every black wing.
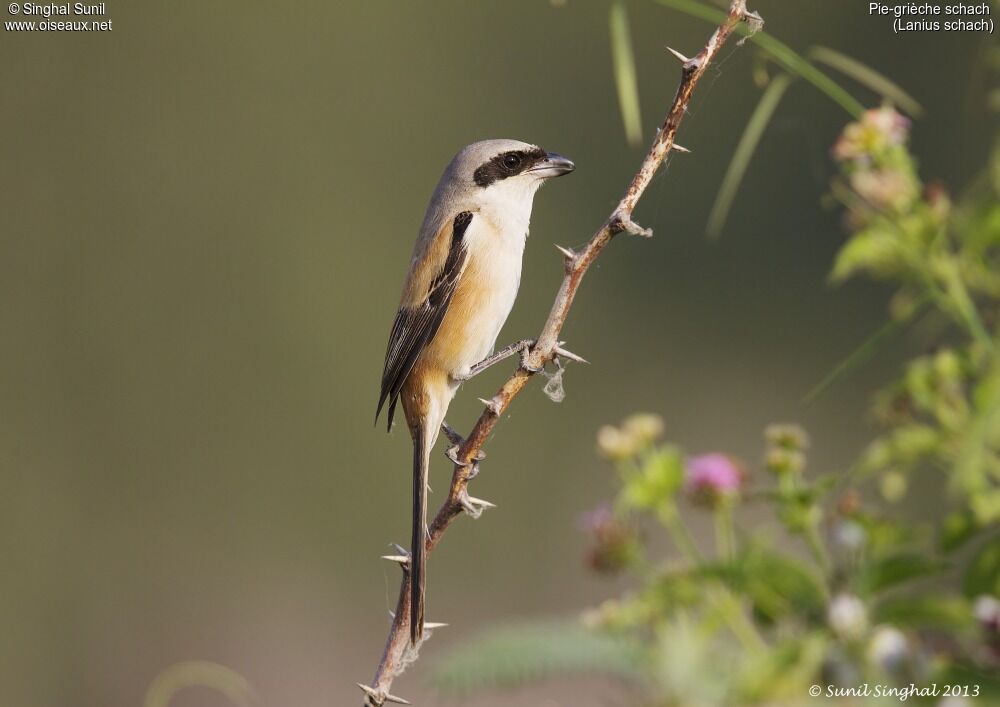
[376,211,473,431]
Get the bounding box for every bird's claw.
[446,444,485,466]
[520,344,543,373]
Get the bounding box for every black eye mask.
[473,147,547,187]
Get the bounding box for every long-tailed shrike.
[376,139,575,644]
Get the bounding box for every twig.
[361,2,762,703]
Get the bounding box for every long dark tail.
[410,425,428,645]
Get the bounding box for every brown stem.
[361,2,762,704]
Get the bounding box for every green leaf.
[971,491,1000,525]
[707,73,792,240]
[430,620,646,696]
[831,229,908,282]
[941,509,981,553]
[621,447,684,510]
[738,634,828,702]
[808,46,923,117]
[861,424,941,473]
[955,357,1000,523]
[647,568,706,610]
[873,595,973,630]
[857,552,948,596]
[609,2,643,146]
[855,514,922,555]
[963,536,1000,597]
[724,547,827,623]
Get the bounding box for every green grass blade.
[803,296,930,405]
[707,72,792,239]
[652,0,864,117]
[809,46,923,117]
[610,1,644,146]
[144,662,258,707]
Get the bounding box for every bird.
[376,139,575,644]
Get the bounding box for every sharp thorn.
[356,684,410,706]
[666,46,691,63]
[553,345,589,365]
[381,554,410,565]
[424,621,449,629]
[477,396,502,415]
[554,244,576,259]
[391,543,408,556]
[356,683,379,702]
[671,143,692,154]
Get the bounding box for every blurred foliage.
[830,106,1000,525]
[433,18,1000,703]
[436,411,999,704]
[143,661,257,707]
[430,620,645,696]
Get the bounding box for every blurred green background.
[0,1,994,705]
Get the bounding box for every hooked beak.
[529,151,575,179]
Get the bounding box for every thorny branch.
[360,2,762,704]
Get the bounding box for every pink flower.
[866,106,910,147]
[832,106,911,163]
[685,453,744,507]
[849,169,916,211]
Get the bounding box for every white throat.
[475,177,543,238]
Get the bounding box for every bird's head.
[443,139,574,206]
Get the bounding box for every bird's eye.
[501,153,522,170]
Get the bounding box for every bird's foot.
[457,339,537,381]
[519,342,543,373]
[441,421,486,467]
